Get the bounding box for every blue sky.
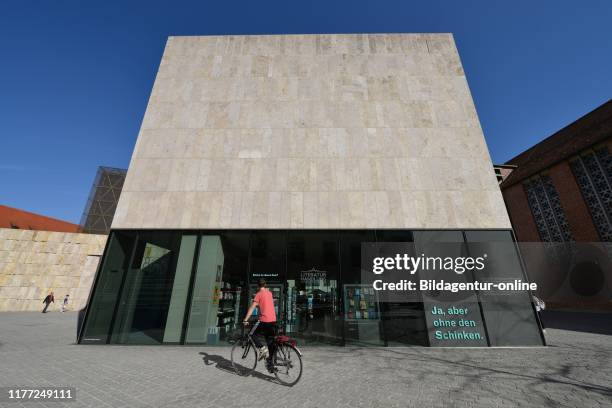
[1,0,611,223]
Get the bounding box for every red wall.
[502,184,541,242]
[502,158,603,242]
[547,161,600,241]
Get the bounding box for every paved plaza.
[0,311,611,408]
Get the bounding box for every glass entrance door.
[286,231,341,345]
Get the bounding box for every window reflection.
[81,229,543,347]
[186,232,250,344]
[287,231,340,345]
[110,231,184,344]
[376,230,427,346]
[80,231,136,344]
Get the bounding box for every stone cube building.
[80,34,542,347]
[113,34,508,230]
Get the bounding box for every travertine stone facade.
[0,228,106,311]
[113,34,510,230]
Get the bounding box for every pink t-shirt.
[254,289,276,323]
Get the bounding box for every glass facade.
[79,229,544,347]
[464,231,544,346]
[80,167,127,235]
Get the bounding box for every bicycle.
[230,320,303,386]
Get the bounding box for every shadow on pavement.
[329,345,612,399]
[199,352,283,385]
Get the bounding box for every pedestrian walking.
[533,294,546,333]
[61,294,69,312]
[42,292,54,313]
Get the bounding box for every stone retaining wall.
[0,228,107,311]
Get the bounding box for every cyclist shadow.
[199,352,281,385]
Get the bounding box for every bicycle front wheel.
[273,343,303,386]
[231,339,257,376]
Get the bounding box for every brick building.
[501,100,612,242]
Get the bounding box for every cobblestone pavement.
[0,312,611,408]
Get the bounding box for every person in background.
[42,292,54,313]
[533,294,546,333]
[61,294,69,312]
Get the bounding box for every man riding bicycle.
[243,279,276,373]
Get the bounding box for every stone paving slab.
[0,312,611,408]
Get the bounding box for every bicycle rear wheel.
[273,343,303,386]
[231,339,257,376]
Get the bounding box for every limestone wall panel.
[0,229,107,312]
